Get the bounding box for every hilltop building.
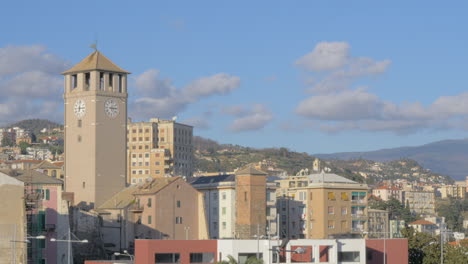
[372,186,403,203]
[403,190,435,215]
[367,209,389,239]
[440,184,466,199]
[191,167,277,239]
[127,118,193,183]
[276,172,369,239]
[63,50,129,209]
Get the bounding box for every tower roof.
[62,50,130,75]
[235,166,267,176]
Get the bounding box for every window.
[328,192,335,200]
[71,74,77,89]
[177,200,181,208]
[45,189,50,200]
[156,170,160,174]
[213,221,218,230]
[328,206,334,215]
[78,119,82,128]
[148,198,152,208]
[99,72,104,90]
[341,192,349,201]
[222,192,226,200]
[117,74,122,93]
[155,253,180,263]
[175,216,183,224]
[222,222,226,230]
[109,73,113,88]
[328,220,335,229]
[341,207,348,215]
[77,135,82,142]
[82,182,85,188]
[145,153,149,158]
[338,252,360,262]
[341,220,348,230]
[85,72,90,90]
[132,170,136,175]
[222,207,226,215]
[190,253,215,263]
[155,161,160,165]
[148,215,152,225]
[299,191,307,201]
[244,192,247,201]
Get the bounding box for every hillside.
[314,139,468,181]
[5,119,62,136]
[193,137,451,184]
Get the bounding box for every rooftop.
[0,169,63,185]
[62,50,130,75]
[409,220,436,225]
[98,184,140,210]
[133,177,180,195]
[235,166,267,176]
[307,172,359,184]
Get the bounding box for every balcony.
[352,227,365,233]
[351,213,366,218]
[129,204,144,212]
[351,199,366,204]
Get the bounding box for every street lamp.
[114,250,134,261]
[50,230,88,264]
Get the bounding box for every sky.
[1,0,468,154]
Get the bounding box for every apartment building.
[191,167,277,239]
[372,186,403,202]
[403,190,435,215]
[440,184,466,199]
[367,209,389,239]
[127,118,193,184]
[276,173,369,239]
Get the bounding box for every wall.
[135,239,217,264]
[366,238,408,264]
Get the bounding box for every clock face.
[74,99,86,118]
[104,99,119,118]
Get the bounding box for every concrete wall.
[0,174,26,264]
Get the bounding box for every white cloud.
[294,42,468,134]
[295,42,350,72]
[227,104,273,132]
[131,69,240,120]
[0,45,68,125]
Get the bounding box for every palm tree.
[245,256,264,264]
[216,255,238,264]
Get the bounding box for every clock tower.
[63,50,129,209]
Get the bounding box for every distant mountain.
[5,119,62,136]
[315,139,468,181]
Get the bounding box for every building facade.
[403,190,435,215]
[367,209,389,239]
[127,118,193,183]
[372,186,403,203]
[191,167,277,239]
[276,173,369,239]
[63,50,128,208]
[440,184,466,199]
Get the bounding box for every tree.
[245,256,264,264]
[217,255,238,264]
[444,244,468,264]
[19,142,31,154]
[402,227,439,264]
[1,136,14,147]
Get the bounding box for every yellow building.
[440,184,466,199]
[127,118,193,184]
[276,172,368,239]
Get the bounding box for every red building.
[366,238,408,264]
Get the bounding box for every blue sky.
[1,0,468,154]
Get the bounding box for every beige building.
[191,167,277,239]
[0,172,26,264]
[403,190,435,215]
[367,209,389,238]
[63,50,128,209]
[276,173,369,239]
[127,118,193,184]
[440,184,466,199]
[372,186,403,203]
[98,177,208,252]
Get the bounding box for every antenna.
[90,33,98,51]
